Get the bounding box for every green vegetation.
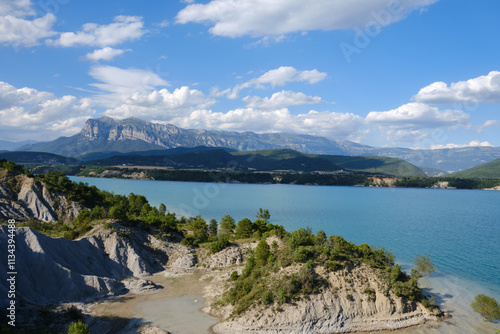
[450,158,500,179]
[412,255,435,278]
[210,235,229,254]
[219,224,433,316]
[0,163,179,240]
[219,215,236,237]
[256,208,270,221]
[1,161,441,323]
[81,147,425,177]
[471,294,500,322]
[209,218,218,236]
[68,321,91,334]
[1,159,23,173]
[235,218,254,239]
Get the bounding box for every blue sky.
[0,0,499,150]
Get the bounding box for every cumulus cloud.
[88,65,169,105]
[0,0,34,16]
[430,141,494,150]
[365,102,471,146]
[0,0,56,47]
[366,102,469,129]
[84,47,131,61]
[242,91,324,109]
[48,15,146,47]
[413,71,500,105]
[171,108,363,139]
[226,66,327,98]
[0,81,94,141]
[104,86,216,120]
[176,0,438,38]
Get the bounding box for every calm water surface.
[71,177,500,332]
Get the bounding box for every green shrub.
[210,235,229,253]
[421,296,436,309]
[103,222,113,230]
[276,288,288,304]
[68,320,90,334]
[255,239,271,266]
[471,294,500,322]
[262,291,274,305]
[229,271,239,281]
[413,255,435,278]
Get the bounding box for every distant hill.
[77,146,237,162]
[0,151,82,165]
[0,139,38,151]
[448,158,500,179]
[232,150,425,176]
[355,146,500,173]
[16,117,500,172]
[88,148,425,177]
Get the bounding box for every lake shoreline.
[72,171,500,191]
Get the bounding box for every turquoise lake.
[70,176,500,332]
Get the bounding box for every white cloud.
[477,120,500,133]
[48,15,146,47]
[255,67,327,86]
[103,86,216,120]
[366,102,469,129]
[172,108,363,139]
[364,102,471,146]
[0,9,56,47]
[176,0,438,38]
[84,47,131,61]
[413,71,500,105]
[0,81,94,141]
[88,65,169,105]
[242,90,324,109]
[430,141,494,150]
[0,0,34,16]
[157,19,169,28]
[227,66,327,98]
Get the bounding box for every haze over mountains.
[16,117,500,172]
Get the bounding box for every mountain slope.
[352,146,500,172]
[17,117,500,172]
[18,117,368,157]
[88,148,425,176]
[0,151,81,165]
[232,149,425,176]
[448,158,500,179]
[0,139,38,151]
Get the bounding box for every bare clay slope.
[0,169,83,222]
[0,223,172,306]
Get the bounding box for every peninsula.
[0,161,446,333]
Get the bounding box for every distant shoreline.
[71,167,500,191]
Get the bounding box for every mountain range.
[0,139,38,151]
[17,117,500,172]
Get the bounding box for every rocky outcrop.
[208,264,440,334]
[0,169,83,222]
[199,244,250,269]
